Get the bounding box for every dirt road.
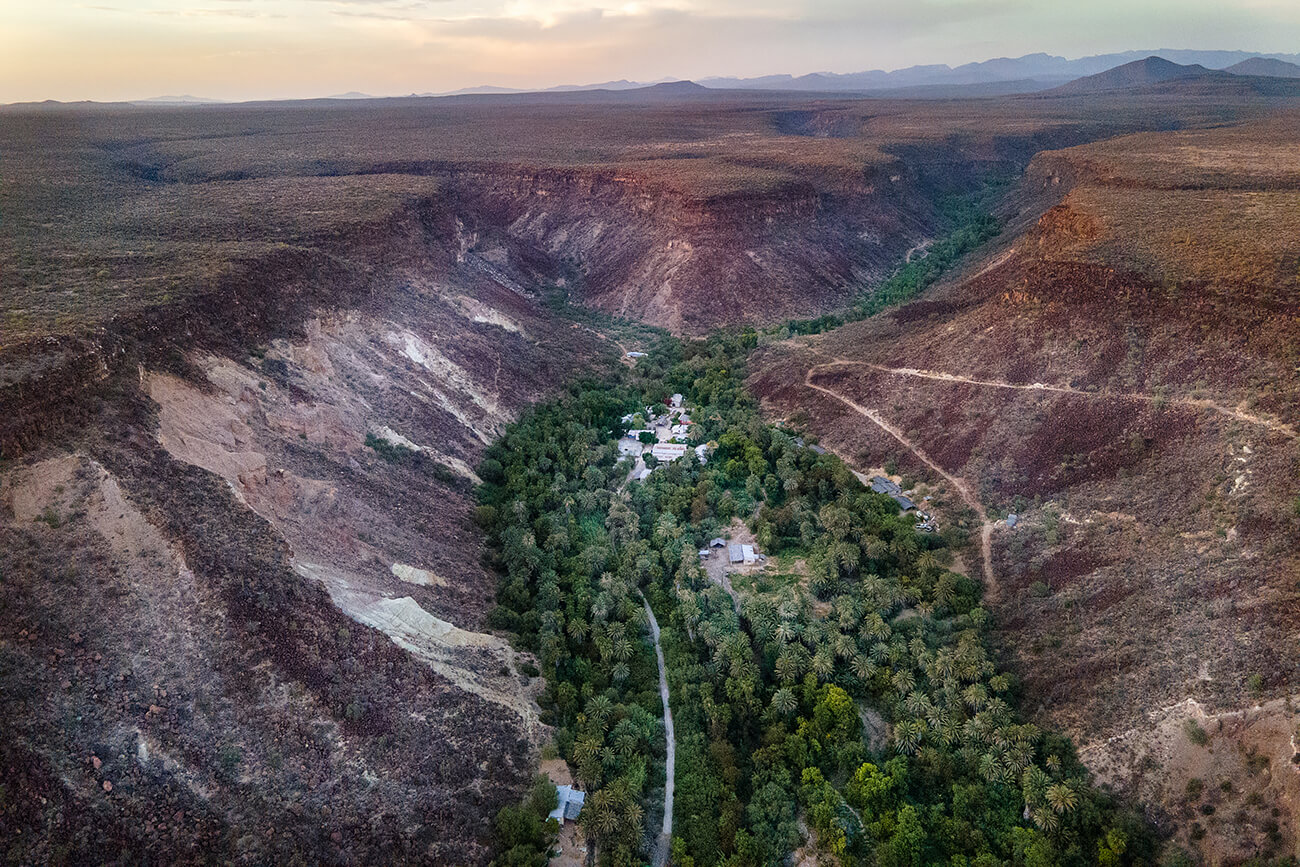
[641,596,675,867]
[804,365,999,601]
[833,360,1297,440]
[802,348,1299,598]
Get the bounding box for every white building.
[651,443,688,462]
[548,785,586,824]
[670,393,683,408]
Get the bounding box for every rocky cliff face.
[4,93,1285,862]
[445,164,930,333]
[749,116,1300,860]
[0,177,610,861]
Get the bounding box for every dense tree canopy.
[484,334,1154,867]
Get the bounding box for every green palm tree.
[860,613,891,642]
[567,617,590,642]
[933,573,958,609]
[832,540,861,574]
[936,720,960,747]
[587,695,614,730]
[903,691,929,717]
[932,650,956,682]
[775,620,802,644]
[1046,783,1079,815]
[585,790,621,836]
[771,687,798,717]
[614,729,639,757]
[862,536,889,562]
[894,720,923,755]
[1021,765,1050,801]
[775,652,802,684]
[1032,806,1060,834]
[573,735,602,765]
[835,596,860,630]
[851,655,876,682]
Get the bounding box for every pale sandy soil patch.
[390,562,448,588]
[293,560,542,737]
[1081,695,1300,863]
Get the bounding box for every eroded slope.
[1,241,609,862]
[751,113,1300,860]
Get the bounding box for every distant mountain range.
[1049,56,1219,94]
[1047,55,1300,96]
[422,50,1300,100]
[1224,57,1300,78]
[696,49,1300,94]
[422,77,679,97]
[12,49,1300,108]
[130,94,225,105]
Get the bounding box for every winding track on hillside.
[641,596,675,867]
[832,361,1298,440]
[801,350,1298,603]
[803,364,999,600]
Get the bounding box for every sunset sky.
[5,0,1300,102]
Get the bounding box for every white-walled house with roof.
[548,785,586,824]
[651,443,688,462]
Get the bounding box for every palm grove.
[478,332,1155,866]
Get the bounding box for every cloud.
[8,0,1300,102]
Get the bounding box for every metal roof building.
[650,443,688,462]
[548,785,586,824]
[870,476,902,495]
[891,494,916,512]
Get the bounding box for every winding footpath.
[802,350,1298,603]
[641,596,675,867]
[803,364,1000,601]
[828,360,1298,440]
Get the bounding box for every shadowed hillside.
[4,87,1300,863]
[750,112,1300,861]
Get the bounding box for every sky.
[4,0,1300,102]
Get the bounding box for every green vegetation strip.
[778,186,1005,338]
[480,332,1154,866]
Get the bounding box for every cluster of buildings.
[617,393,713,478]
[727,542,763,565]
[869,475,916,511]
[870,475,940,533]
[697,536,766,567]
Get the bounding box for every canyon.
[3,85,1299,862]
[749,112,1300,860]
